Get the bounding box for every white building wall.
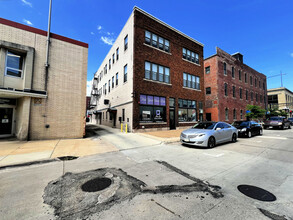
[92,12,134,131]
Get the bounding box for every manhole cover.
[58,156,78,161]
[237,185,276,202]
[81,177,112,192]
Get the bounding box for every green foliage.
[245,105,266,120]
[268,107,288,117]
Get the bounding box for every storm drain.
[81,177,112,192]
[57,156,78,161]
[237,185,276,202]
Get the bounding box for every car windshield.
[232,121,249,127]
[192,122,216,130]
[269,117,282,121]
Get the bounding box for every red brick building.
[204,47,267,123]
[91,7,205,131]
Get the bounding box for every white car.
[180,122,238,148]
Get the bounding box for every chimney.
[232,52,243,63]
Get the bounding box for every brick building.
[0,18,88,140]
[204,47,267,123]
[90,7,205,132]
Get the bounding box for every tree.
[245,105,266,120]
[267,107,288,117]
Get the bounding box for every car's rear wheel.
[207,137,216,148]
[232,133,237,143]
[247,131,252,138]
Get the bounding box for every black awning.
[107,107,117,113]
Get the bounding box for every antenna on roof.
[267,71,286,87]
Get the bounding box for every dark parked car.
[264,117,291,129]
[288,118,293,125]
[232,121,263,138]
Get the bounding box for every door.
[206,113,211,121]
[0,108,13,136]
[214,123,224,143]
[169,109,176,130]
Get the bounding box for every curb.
[0,158,59,171]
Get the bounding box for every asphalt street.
[0,127,292,219]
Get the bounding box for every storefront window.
[140,94,166,123]
[178,99,197,122]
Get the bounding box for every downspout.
[45,0,52,91]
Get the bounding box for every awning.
[0,88,47,98]
[107,107,117,113]
[93,110,102,115]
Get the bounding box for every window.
[122,109,125,121]
[224,83,228,96]
[199,102,203,121]
[104,83,107,95]
[260,95,262,103]
[239,70,242,81]
[116,72,118,85]
[116,48,119,61]
[246,90,248,100]
[256,93,258,102]
[112,54,115,64]
[240,110,243,119]
[233,109,236,120]
[224,63,227,75]
[232,86,236,98]
[239,88,242,99]
[263,82,265,90]
[139,95,166,122]
[205,66,210,74]
[103,112,104,120]
[259,80,261,88]
[182,48,199,64]
[255,78,257,87]
[109,59,111,69]
[178,99,197,122]
[251,92,253,101]
[108,80,110,93]
[245,73,247,83]
[124,64,127,82]
[206,87,211,95]
[5,51,24,77]
[124,35,128,51]
[250,76,253,85]
[225,108,229,121]
[145,31,170,52]
[232,67,235,78]
[105,64,107,74]
[145,61,170,83]
[183,72,200,90]
[112,76,114,88]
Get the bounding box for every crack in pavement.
[152,199,182,218]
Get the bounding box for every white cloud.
[97,25,102,30]
[21,0,32,7]
[107,32,111,35]
[90,32,95,35]
[86,80,93,96]
[23,19,33,26]
[101,36,114,45]
[290,53,293,58]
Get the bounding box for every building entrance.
[0,108,13,137]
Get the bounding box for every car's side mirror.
[216,127,221,130]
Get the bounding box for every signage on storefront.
[0,98,16,105]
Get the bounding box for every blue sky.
[1,0,293,95]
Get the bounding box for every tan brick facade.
[0,18,88,140]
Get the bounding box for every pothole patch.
[57,156,78,161]
[237,185,276,202]
[81,177,112,192]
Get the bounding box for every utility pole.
[267,71,286,87]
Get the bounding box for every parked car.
[180,122,237,148]
[232,121,263,138]
[264,117,291,129]
[288,118,293,125]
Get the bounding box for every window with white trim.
[145,30,170,52]
[145,61,170,83]
[182,48,199,64]
[5,51,24,77]
[183,72,200,90]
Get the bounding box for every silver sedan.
[180,122,238,148]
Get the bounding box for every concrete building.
[90,7,205,132]
[268,87,293,117]
[0,18,88,140]
[204,47,267,123]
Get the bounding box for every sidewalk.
[0,137,118,167]
[139,129,184,143]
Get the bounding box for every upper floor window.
[255,78,257,87]
[183,72,200,90]
[250,76,253,85]
[124,35,128,51]
[5,51,24,77]
[205,66,210,74]
[206,87,211,95]
[109,59,111,69]
[145,61,170,83]
[105,64,107,74]
[259,80,261,88]
[225,108,229,120]
[224,83,228,96]
[256,93,258,102]
[116,48,119,61]
[233,109,236,120]
[112,54,115,64]
[182,48,199,64]
[108,80,110,93]
[246,90,248,100]
[239,88,242,99]
[232,86,236,97]
[232,67,235,78]
[245,73,247,83]
[112,76,114,88]
[224,62,227,75]
[145,30,169,52]
[124,64,127,82]
[263,82,265,90]
[251,92,253,101]
[239,70,242,81]
[116,72,118,85]
[240,110,243,119]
